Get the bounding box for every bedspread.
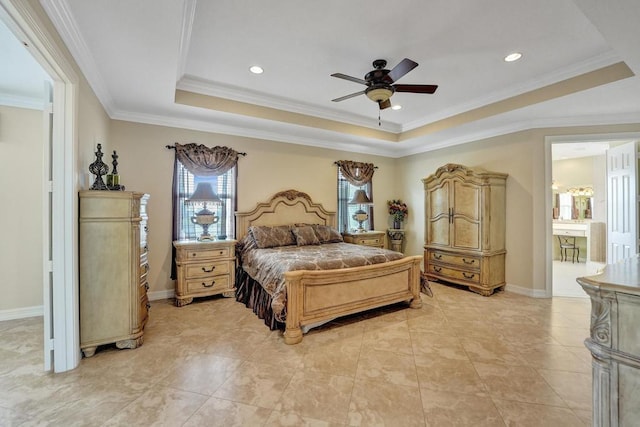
[241,242,404,321]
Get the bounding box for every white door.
[607,141,637,263]
[42,81,54,371]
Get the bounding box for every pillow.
[249,225,295,248]
[292,225,321,246]
[312,224,343,243]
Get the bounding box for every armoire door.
[451,179,481,250]
[426,180,451,247]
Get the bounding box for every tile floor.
[0,283,593,426]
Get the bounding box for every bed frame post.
[409,257,423,309]
[283,272,303,344]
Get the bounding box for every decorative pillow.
[312,225,343,243]
[249,225,295,248]
[292,225,321,246]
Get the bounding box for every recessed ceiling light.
[391,105,402,110]
[504,52,522,62]
[249,65,264,74]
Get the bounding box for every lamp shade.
[349,189,372,205]
[186,182,222,204]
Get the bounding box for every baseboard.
[148,289,175,301]
[504,283,550,298]
[0,305,43,321]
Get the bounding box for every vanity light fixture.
[249,65,264,74]
[504,52,523,62]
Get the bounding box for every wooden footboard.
[283,255,422,344]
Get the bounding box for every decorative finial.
[88,144,109,190]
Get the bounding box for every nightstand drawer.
[185,261,230,279]
[186,247,230,260]
[354,236,383,246]
[185,275,231,294]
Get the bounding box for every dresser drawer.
[185,275,231,294]
[185,247,231,261]
[427,264,480,284]
[185,260,230,279]
[429,251,480,270]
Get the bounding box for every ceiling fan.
[331,58,438,110]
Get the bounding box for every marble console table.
[577,257,640,426]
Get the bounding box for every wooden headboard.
[235,190,336,239]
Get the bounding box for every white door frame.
[1,0,80,372]
[544,132,640,297]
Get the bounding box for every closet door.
[451,179,481,250]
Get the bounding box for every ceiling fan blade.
[393,84,438,94]
[331,73,368,85]
[378,99,392,110]
[332,90,366,102]
[383,58,418,83]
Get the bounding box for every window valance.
[335,160,376,187]
[171,143,244,176]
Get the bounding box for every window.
[176,161,236,240]
[337,168,373,233]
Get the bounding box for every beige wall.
[110,120,401,295]
[0,106,44,310]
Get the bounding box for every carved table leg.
[116,336,143,350]
[175,296,193,307]
[82,346,97,358]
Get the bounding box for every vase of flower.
[388,199,408,230]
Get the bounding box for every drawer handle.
[219,251,224,255]
[144,226,149,232]
[143,245,149,252]
[433,253,442,260]
[462,258,475,265]
[202,280,215,288]
[433,266,442,273]
[202,266,216,273]
[462,272,475,279]
[146,302,151,310]
[192,253,197,257]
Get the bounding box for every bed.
[235,189,422,344]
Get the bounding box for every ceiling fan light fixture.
[365,87,393,102]
[249,65,264,74]
[391,105,402,110]
[504,52,523,62]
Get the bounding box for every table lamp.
[186,182,221,241]
[349,189,373,232]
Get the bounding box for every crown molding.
[175,0,196,82]
[402,50,623,132]
[0,92,44,110]
[177,74,403,134]
[41,0,114,115]
[394,111,640,158]
[111,108,399,157]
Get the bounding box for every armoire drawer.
[427,263,480,284]
[429,251,480,271]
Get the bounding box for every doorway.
[0,0,79,372]
[545,133,640,298]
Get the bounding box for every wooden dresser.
[79,191,150,357]
[173,240,236,306]
[578,257,640,426]
[423,164,507,296]
[342,230,386,248]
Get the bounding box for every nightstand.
[173,239,236,307]
[342,230,386,248]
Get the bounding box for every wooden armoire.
[423,164,507,296]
